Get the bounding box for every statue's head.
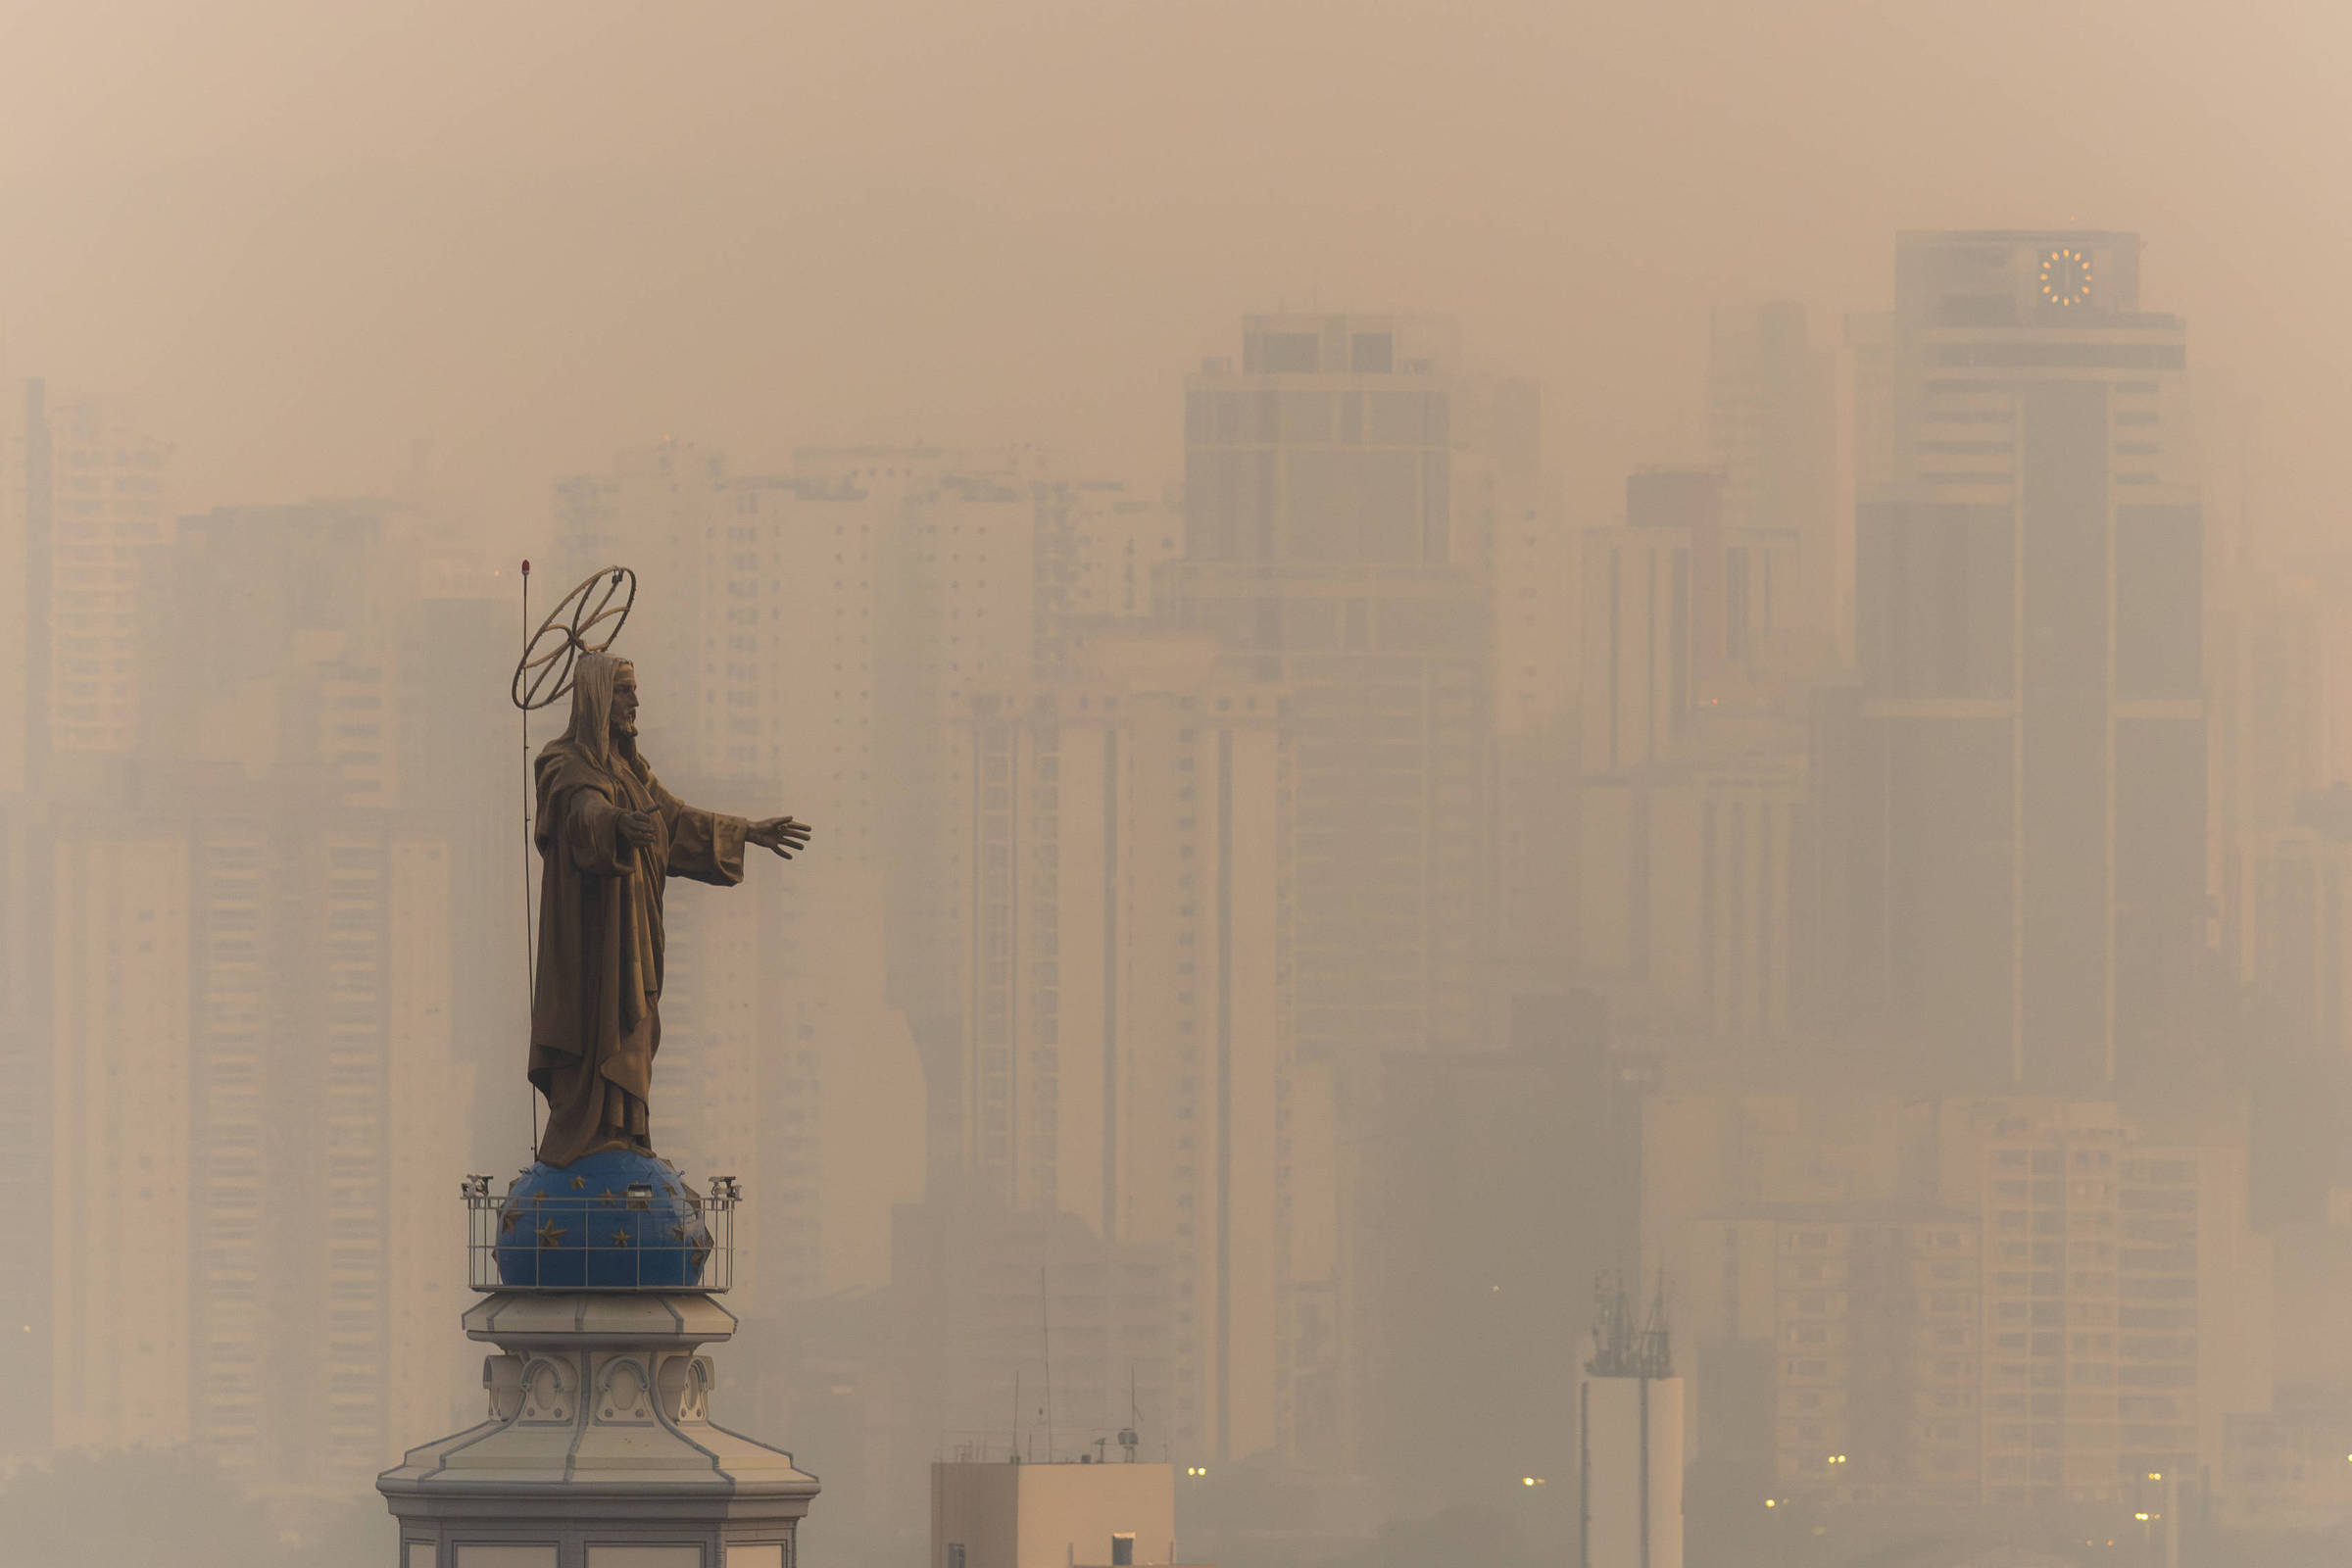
[564,652,640,766]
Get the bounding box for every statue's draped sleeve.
[555,779,635,876]
[648,772,748,887]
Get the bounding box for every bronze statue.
[527,652,811,1166]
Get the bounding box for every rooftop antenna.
[1118,1364,1141,1462]
[1587,1270,1673,1381]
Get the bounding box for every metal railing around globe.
[463,1171,740,1293]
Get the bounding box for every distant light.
[2134,1513,2150,1522]
[1764,1499,1777,1508]
[1522,1477,1544,1487]
[2150,1472,2164,1480]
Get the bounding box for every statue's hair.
[562,652,635,771]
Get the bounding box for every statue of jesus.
[527,651,811,1166]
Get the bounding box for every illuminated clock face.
[2038,247,2093,308]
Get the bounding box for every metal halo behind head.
[512,565,638,711]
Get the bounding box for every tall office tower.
[1710,303,1837,662]
[1576,758,1804,1043]
[2252,788,2352,1060]
[1165,314,1493,1080]
[1573,466,1810,1047]
[1838,231,2206,1091]
[945,631,1327,1464]
[2215,567,2352,982]
[1578,468,1726,777]
[1467,378,1576,984]
[1571,465,1788,780]
[0,379,172,791]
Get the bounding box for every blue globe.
[494,1151,713,1290]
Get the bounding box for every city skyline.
[5,14,2351,1562]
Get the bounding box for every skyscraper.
[130,501,486,1495]
[1164,314,1493,1076]
[0,380,173,792]
[1838,231,2206,1091]
[942,630,1319,1462]
[1709,302,1837,663]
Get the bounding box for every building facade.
[1837,231,2207,1091]
[1164,314,1494,1078]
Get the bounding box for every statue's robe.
[528,739,747,1167]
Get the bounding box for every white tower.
[1578,1282,1682,1568]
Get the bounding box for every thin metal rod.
[522,561,540,1162]
[1042,1264,1054,1463]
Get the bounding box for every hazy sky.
[2,0,2343,537]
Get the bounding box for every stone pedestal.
[377,1292,817,1568]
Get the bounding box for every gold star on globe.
[536,1219,568,1249]
[611,1229,634,1248]
[569,1175,589,1191]
[596,1188,620,1207]
[499,1208,522,1235]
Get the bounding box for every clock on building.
[2038,246,2093,308]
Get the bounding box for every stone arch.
[597,1355,654,1424]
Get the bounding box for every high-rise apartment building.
[47,828,192,1452]
[1577,759,1804,1044]
[1164,314,1492,1075]
[1709,303,1837,662]
[1835,231,2207,1091]
[39,500,498,1495]
[1650,1087,2271,1513]
[1579,469,1723,777]
[0,380,173,790]
[944,631,1324,1464]
[553,443,998,1296]
[0,384,174,1444]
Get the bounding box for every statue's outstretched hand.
[617,811,660,849]
[748,816,813,859]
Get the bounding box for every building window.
[1112,1538,1135,1567]
[949,1546,966,1568]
